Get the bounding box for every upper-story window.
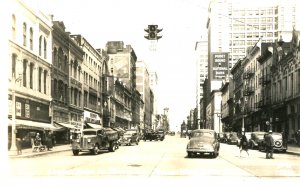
[39,36,42,56]
[12,54,17,78]
[23,60,27,87]
[23,23,27,47]
[30,28,33,50]
[53,47,57,66]
[30,63,34,89]
[44,70,47,94]
[12,15,16,40]
[44,38,47,59]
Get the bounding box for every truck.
[71,127,119,156]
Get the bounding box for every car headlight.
[87,139,91,143]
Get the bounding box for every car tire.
[187,152,193,158]
[72,150,79,156]
[92,145,98,155]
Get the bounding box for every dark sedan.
[227,132,239,145]
[120,130,139,146]
[186,129,220,158]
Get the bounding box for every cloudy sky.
[27,0,209,130]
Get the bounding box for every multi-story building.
[51,21,71,144]
[207,0,298,92]
[136,60,152,129]
[105,41,139,128]
[8,0,54,149]
[70,35,105,129]
[195,39,208,128]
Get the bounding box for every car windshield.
[83,131,96,135]
[192,131,214,138]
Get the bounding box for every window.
[23,60,27,87]
[12,54,17,77]
[12,15,16,40]
[30,63,34,89]
[44,38,47,59]
[23,23,27,46]
[39,36,42,56]
[58,48,63,69]
[44,70,47,94]
[30,28,33,50]
[53,48,57,66]
[38,67,42,92]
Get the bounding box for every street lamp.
[216,113,222,134]
[9,72,22,156]
[238,99,245,132]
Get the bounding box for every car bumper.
[187,147,215,153]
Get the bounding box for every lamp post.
[9,72,22,156]
[216,113,222,134]
[238,99,245,132]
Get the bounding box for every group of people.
[239,130,274,159]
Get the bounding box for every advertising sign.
[212,52,229,80]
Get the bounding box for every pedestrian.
[16,137,22,155]
[265,130,274,159]
[45,131,53,151]
[239,132,249,157]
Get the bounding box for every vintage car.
[72,128,118,155]
[217,132,226,143]
[156,129,165,141]
[227,132,239,145]
[120,130,140,146]
[248,131,265,149]
[170,131,176,136]
[143,129,159,141]
[259,132,288,152]
[237,132,251,147]
[186,129,220,158]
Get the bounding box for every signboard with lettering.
[212,52,229,80]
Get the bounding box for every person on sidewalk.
[265,130,274,159]
[16,137,22,155]
[45,131,54,151]
[239,132,249,157]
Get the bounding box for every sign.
[16,102,21,116]
[25,103,30,118]
[212,52,229,80]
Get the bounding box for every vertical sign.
[16,102,21,116]
[212,52,229,80]
[25,103,30,118]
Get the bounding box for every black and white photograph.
[2,0,300,186]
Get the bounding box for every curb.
[9,148,72,159]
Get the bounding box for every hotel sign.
[212,52,229,80]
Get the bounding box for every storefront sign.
[16,102,21,116]
[25,103,30,118]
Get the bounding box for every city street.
[8,134,300,186]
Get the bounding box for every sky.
[26,0,209,130]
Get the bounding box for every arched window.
[23,23,27,46]
[54,79,57,99]
[53,47,57,66]
[58,48,63,69]
[64,55,68,72]
[12,15,16,40]
[30,28,33,50]
[44,38,47,59]
[39,36,42,56]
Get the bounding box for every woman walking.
[239,132,249,157]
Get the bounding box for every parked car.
[237,132,251,147]
[156,129,165,141]
[218,132,226,143]
[186,129,220,158]
[170,131,176,136]
[223,132,231,143]
[143,129,159,141]
[227,132,239,145]
[259,132,288,152]
[120,130,140,146]
[248,131,265,149]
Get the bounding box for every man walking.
[265,130,274,159]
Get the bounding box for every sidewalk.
[8,144,72,159]
[286,144,300,156]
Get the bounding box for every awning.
[85,123,102,129]
[55,122,77,129]
[9,119,60,131]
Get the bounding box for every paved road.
[7,134,300,187]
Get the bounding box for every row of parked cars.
[218,131,288,152]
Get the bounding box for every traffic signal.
[144,25,163,40]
